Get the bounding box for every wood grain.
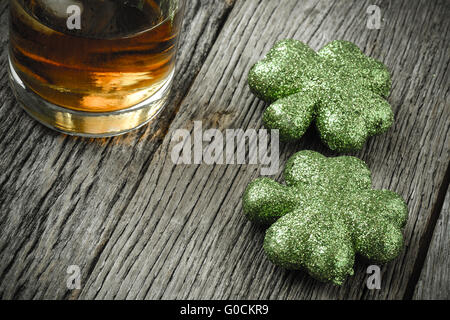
[413,189,450,300]
[74,0,448,300]
[0,0,236,299]
[0,0,448,300]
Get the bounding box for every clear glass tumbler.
[8,0,184,137]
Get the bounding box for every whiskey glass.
[8,0,184,137]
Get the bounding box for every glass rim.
[12,0,185,41]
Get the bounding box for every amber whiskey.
[9,0,182,113]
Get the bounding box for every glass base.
[8,55,173,138]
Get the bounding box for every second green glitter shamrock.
[243,150,408,285]
[248,40,393,151]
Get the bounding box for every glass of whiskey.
[8,0,184,137]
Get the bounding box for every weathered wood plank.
[413,189,450,300]
[1,0,449,300]
[74,0,449,300]
[0,0,236,299]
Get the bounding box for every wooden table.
[0,0,449,300]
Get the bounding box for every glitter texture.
[243,150,408,285]
[248,40,393,151]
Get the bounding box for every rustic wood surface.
[0,0,449,300]
[414,190,450,300]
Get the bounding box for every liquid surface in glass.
[10,0,182,112]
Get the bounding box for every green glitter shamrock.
[243,150,407,285]
[248,40,393,151]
